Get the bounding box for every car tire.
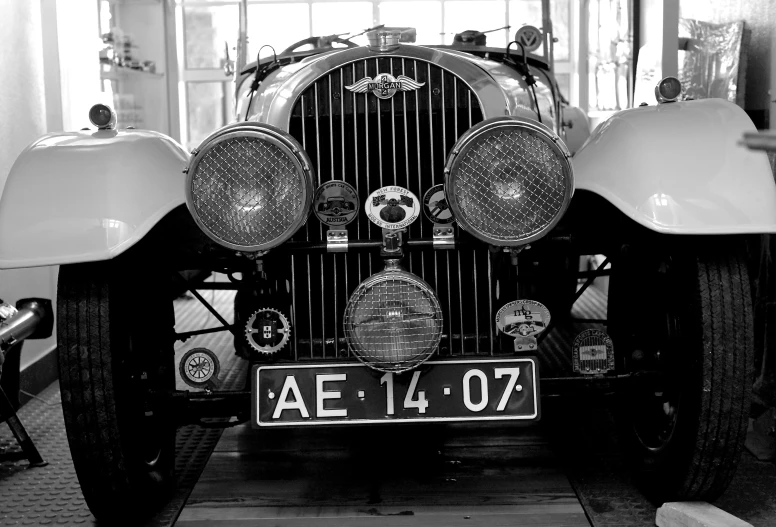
[57,256,175,522]
[608,241,753,501]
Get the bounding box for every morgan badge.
[423,185,455,224]
[495,300,551,338]
[313,181,360,226]
[366,186,420,230]
[345,73,425,100]
[572,329,615,374]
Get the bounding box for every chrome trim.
[185,122,315,252]
[444,116,573,247]
[245,45,508,128]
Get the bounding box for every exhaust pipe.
[0,299,53,352]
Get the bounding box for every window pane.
[184,5,238,69]
[551,0,570,61]
[312,2,373,46]
[187,82,229,149]
[555,72,570,100]
[509,0,542,54]
[247,3,311,60]
[445,1,508,48]
[379,1,442,45]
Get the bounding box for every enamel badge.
[572,329,615,374]
[313,181,360,226]
[345,73,425,100]
[245,308,290,354]
[495,300,551,338]
[366,186,420,230]
[179,347,221,389]
[423,185,454,224]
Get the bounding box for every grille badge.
[366,186,420,230]
[345,73,425,100]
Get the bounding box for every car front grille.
[285,56,513,360]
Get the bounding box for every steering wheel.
[281,36,358,55]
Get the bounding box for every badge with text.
[572,329,615,374]
[345,73,425,100]
[495,300,551,338]
[313,181,360,226]
[366,186,420,230]
[423,185,455,224]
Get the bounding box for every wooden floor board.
[177,422,589,526]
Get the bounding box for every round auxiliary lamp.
[343,260,444,373]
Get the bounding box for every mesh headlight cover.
[186,122,314,251]
[344,265,443,373]
[445,117,573,246]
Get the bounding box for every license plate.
[252,358,539,427]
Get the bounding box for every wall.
[680,0,775,129]
[0,0,59,371]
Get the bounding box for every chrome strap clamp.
[512,335,537,353]
[432,224,455,249]
[380,228,404,258]
[326,228,349,253]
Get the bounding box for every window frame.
[174,0,580,148]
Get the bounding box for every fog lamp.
[343,261,443,373]
[88,104,116,130]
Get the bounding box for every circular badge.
[515,25,543,53]
[495,300,551,337]
[313,181,360,226]
[572,329,615,374]
[366,186,420,230]
[423,185,454,224]
[245,308,291,354]
[179,347,221,389]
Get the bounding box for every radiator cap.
[367,27,415,51]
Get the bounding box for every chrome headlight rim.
[343,267,444,374]
[185,122,315,252]
[444,116,574,247]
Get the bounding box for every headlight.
[444,116,573,246]
[344,262,443,373]
[186,122,314,251]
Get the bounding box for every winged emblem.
[345,73,426,100]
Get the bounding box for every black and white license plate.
[252,358,539,427]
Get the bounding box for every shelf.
[100,64,164,81]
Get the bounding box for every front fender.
[0,129,188,269]
[573,98,776,234]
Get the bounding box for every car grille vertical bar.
[288,57,486,359]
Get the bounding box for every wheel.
[57,254,175,522]
[608,241,754,501]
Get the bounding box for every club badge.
[313,181,359,226]
[366,186,420,230]
[345,73,425,100]
[423,185,455,224]
[246,308,290,354]
[514,25,543,52]
[495,300,551,338]
[572,329,615,374]
[179,347,221,389]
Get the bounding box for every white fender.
[574,98,776,234]
[0,129,188,269]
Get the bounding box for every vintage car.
[0,16,774,524]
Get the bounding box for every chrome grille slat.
[288,57,494,359]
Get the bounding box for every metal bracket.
[380,228,404,258]
[432,224,455,249]
[513,335,537,353]
[326,228,349,253]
